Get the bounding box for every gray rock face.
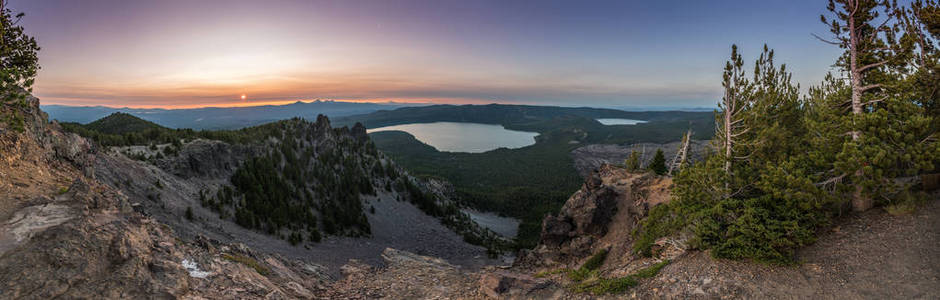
[154,139,257,179]
[0,177,192,299]
[538,166,621,252]
[5,93,97,177]
[518,164,673,269]
[49,127,97,178]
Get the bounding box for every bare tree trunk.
[724,106,732,173]
[668,129,691,176]
[0,1,5,50]
[723,89,734,192]
[847,0,872,211]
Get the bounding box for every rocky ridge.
[87,115,503,273]
[571,141,709,178]
[0,94,336,298]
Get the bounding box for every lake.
[596,118,647,125]
[367,122,539,153]
[461,209,520,238]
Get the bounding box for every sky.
[11,0,845,109]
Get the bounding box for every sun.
[240,94,247,100]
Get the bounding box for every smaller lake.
[367,122,538,153]
[596,118,647,125]
[462,209,520,238]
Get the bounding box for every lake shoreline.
[367,121,538,153]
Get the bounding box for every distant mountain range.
[41,100,417,130]
[606,105,715,112]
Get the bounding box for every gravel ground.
[632,192,940,299]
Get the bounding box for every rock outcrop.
[479,270,551,299]
[153,139,258,179]
[323,248,485,298]
[518,164,672,269]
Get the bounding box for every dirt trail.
[633,193,940,299]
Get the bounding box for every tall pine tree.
[814,0,938,210]
[715,45,753,183]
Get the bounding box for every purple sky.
[11,0,844,108]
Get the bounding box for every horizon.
[12,0,842,109]
[39,99,717,111]
[41,98,419,110]
[39,98,717,111]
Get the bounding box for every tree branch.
[869,15,894,44]
[812,33,842,45]
[730,127,750,137]
[816,173,847,186]
[858,60,889,72]
[862,95,887,106]
[860,83,882,92]
[921,133,937,144]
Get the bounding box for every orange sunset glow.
[15,0,841,109]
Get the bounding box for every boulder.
[479,270,550,298]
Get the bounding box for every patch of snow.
[182,259,211,278]
[596,118,647,125]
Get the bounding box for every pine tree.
[648,149,667,175]
[0,2,40,132]
[900,0,940,164]
[714,45,753,190]
[814,0,938,210]
[624,150,640,171]
[0,1,40,99]
[748,45,804,166]
[818,0,898,211]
